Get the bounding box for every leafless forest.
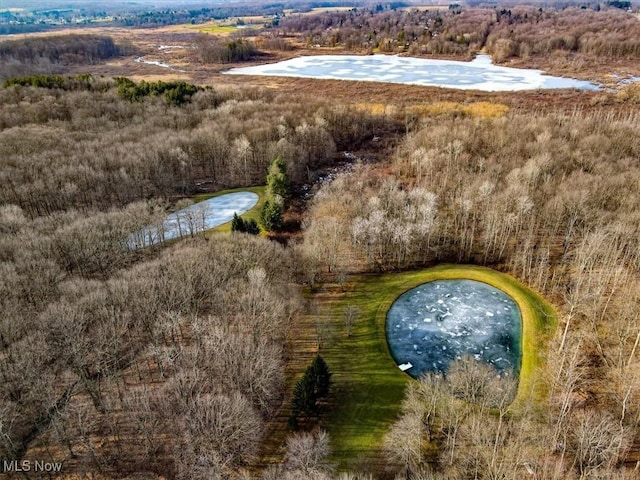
[1,3,639,479]
[275,6,640,80]
[276,6,640,59]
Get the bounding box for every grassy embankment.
[311,264,556,472]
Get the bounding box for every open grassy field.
[285,264,556,474]
[188,22,263,35]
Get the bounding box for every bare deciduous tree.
[284,430,332,476]
[342,305,361,338]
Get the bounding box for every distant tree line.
[276,5,640,60]
[195,35,258,64]
[3,73,109,91]
[0,34,132,81]
[0,34,124,66]
[111,2,366,28]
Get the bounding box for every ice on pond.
[224,54,600,92]
[386,279,522,378]
[129,191,259,248]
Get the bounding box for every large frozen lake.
[386,279,521,378]
[130,191,259,248]
[225,54,598,92]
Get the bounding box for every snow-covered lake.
[130,191,259,248]
[225,54,599,92]
[386,279,521,378]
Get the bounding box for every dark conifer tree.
[260,200,283,232]
[231,212,245,232]
[288,355,332,429]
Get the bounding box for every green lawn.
[314,264,556,471]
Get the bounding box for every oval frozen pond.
[130,191,259,248]
[386,279,521,378]
[225,54,598,92]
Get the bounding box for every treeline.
[3,73,109,91]
[0,34,130,81]
[112,2,364,28]
[0,24,55,35]
[2,75,203,105]
[486,7,640,61]
[302,109,640,478]
[277,7,491,56]
[275,6,640,60]
[0,80,394,217]
[0,34,124,65]
[113,5,280,28]
[195,35,258,64]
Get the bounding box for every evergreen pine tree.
[231,212,245,232]
[260,200,283,232]
[310,354,332,399]
[266,156,291,200]
[245,219,260,235]
[288,355,332,430]
[289,372,316,428]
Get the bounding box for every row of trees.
[486,7,640,61]
[276,6,640,63]
[0,34,129,81]
[385,356,632,479]
[278,7,490,56]
[0,34,124,66]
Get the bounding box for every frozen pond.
[386,279,521,378]
[225,54,599,91]
[130,191,259,248]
